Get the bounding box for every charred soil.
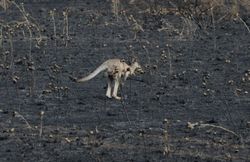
[0,0,250,162]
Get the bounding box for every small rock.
[247,121,250,128]
[35,99,45,106]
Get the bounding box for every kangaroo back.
[77,63,107,82]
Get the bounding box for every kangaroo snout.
[136,68,145,74]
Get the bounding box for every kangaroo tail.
[77,63,107,82]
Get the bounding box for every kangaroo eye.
[127,68,130,71]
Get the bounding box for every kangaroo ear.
[120,59,125,62]
[131,57,137,63]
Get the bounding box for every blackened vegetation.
[0,0,250,162]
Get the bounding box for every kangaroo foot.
[112,95,121,100]
[106,94,112,99]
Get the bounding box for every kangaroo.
[77,58,144,100]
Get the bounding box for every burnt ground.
[0,0,250,162]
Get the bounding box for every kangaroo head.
[130,59,144,75]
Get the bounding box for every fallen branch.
[14,111,32,129]
[237,15,250,33]
[187,122,239,137]
[199,123,239,137]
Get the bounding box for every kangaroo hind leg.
[106,77,112,99]
[112,79,121,100]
